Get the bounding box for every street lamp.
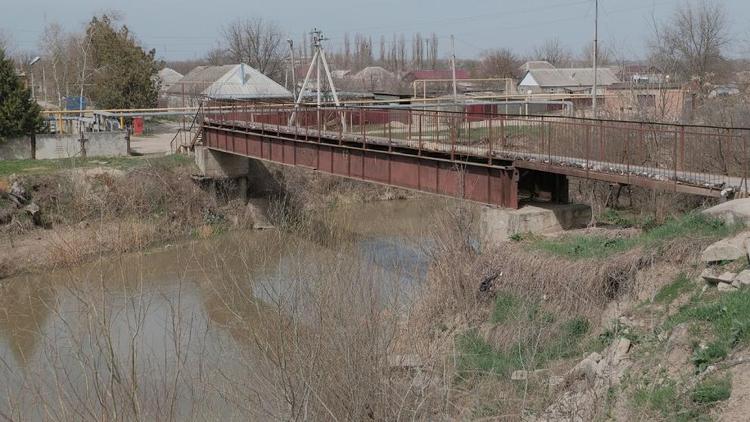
[29,56,40,100]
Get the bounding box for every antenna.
[592,0,599,118]
[289,28,345,130]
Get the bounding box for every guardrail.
[202,102,750,195]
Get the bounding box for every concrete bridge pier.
[479,203,592,249]
[195,146,252,201]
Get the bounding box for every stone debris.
[735,270,750,286]
[531,338,633,421]
[718,282,739,292]
[701,269,737,285]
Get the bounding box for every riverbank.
[0,154,413,279]
[403,204,750,420]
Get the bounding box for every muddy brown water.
[0,199,446,420]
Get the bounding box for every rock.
[702,269,736,284]
[570,353,602,382]
[511,370,528,381]
[23,202,40,216]
[612,338,631,365]
[23,202,42,225]
[718,282,738,292]
[735,270,750,286]
[701,239,746,263]
[703,198,750,226]
[9,181,27,202]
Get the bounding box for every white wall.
[0,131,129,160]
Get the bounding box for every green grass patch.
[491,292,522,324]
[0,154,193,178]
[654,273,695,305]
[667,288,750,371]
[692,341,729,372]
[633,380,679,417]
[531,212,741,260]
[456,329,522,378]
[692,376,731,404]
[457,295,591,381]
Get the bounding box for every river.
[0,198,446,420]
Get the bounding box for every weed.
[601,209,636,227]
[691,376,731,403]
[667,288,750,370]
[0,154,193,178]
[531,212,741,260]
[491,293,521,324]
[692,341,728,372]
[509,233,524,242]
[654,273,694,305]
[455,330,520,379]
[633,380,678,416]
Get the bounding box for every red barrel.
[132,117,144,135]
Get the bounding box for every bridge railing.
[202,102,750,193]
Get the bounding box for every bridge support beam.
[203,124,520,208]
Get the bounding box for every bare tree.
[578,40,613,66]
[648,0,729,82]
[532,38,573,67]
[478,48,521,78]
[221,18,285,81]
[204,47,231,65]
[39,22,83,107]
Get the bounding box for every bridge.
[198,104,750,209]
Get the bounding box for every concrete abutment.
[479,203,592,249]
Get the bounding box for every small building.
[156,67,183,107]
[166,63,292,108]
[519,60,555,73]
[518,67,620,94]
[603,82,692,122]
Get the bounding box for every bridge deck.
[205,114,748,199]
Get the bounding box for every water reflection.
[0,198,444,419]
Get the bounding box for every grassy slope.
[0,154,194,178]
[452,212,746,419]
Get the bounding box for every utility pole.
[592,0,599,118]
[288,39,297,100]
[289,28,344,130]
[451,34,458,103]
[450,34,457,103]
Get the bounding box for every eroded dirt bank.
[0,155,412,279]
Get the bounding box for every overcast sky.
[2,0,748,61]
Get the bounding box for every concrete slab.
[195,146,250,178]
[480,202,591,248]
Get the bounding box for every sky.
[1,0,748,61]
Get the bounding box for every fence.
[202,102,750,194]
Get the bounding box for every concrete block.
[701,269,736,284]
[195,146,250,178]
[480,203,591,248]
[701,238,746,263]
[718,282,738,292]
